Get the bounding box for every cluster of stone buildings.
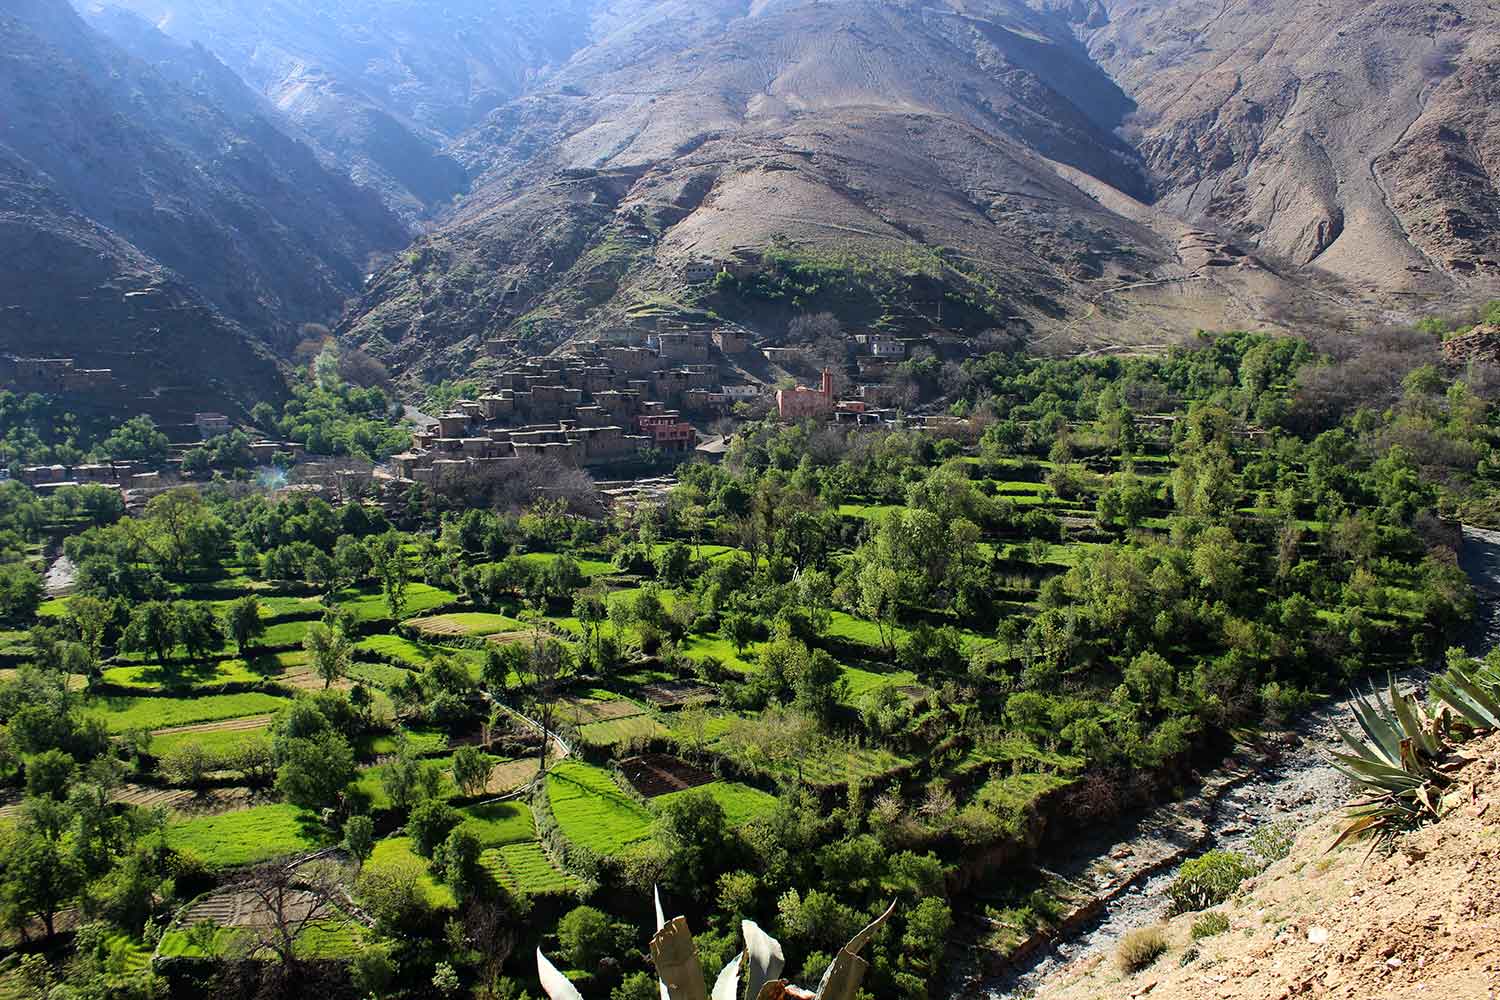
[0,355,118,395]
[390,328,762,486]
[775,369,900,425]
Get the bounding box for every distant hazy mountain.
[83,0,598,221]
[0,0,409,412]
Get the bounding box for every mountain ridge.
[18,0,1500,398]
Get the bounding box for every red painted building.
[776,368,834,420]
[637,412,696,451]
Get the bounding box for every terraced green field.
[577,715,666,747]
[151,722,272,758]
[545,761,654,856]
[87,692,290,732]
[677,632,759,674]
[840,664,917,699]
[460,801,535,846]
[480,841,581,895]
[345,660,411,690]
[506,551,616,577]
[366,726,450,757]
[368,837,456,909]
[654,781,777,827]
[103,650,311,692]
[406,612,526,638]
[334,583,458,623]
[166,803,323,868]
[159,916,364,959]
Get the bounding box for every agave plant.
[1326,676,1455,849]
[1430,654,1500,731]
[538,888,895,1000]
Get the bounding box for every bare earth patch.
[620,753,714,798]
[109,784,271,816]
[485,758,542,794]
[637,679,718,707]
[556,695,642,725]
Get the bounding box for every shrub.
[610,972,657,1000]
[1166,850,1259,914]
[1190,911,1230,940]
[1116,926,1168,973]
[1248,819,1296,864]
[409,800,461,858]
[557,904,622,969]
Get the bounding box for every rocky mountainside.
[0,0,409,411]
[0,150,287,418]
[1061,0,1500,291]
[333,0,1500,386]
[1029,731,1500,1000]
[338,0,1291,384]
[20,0,1500,395]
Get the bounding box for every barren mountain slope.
[1065,0,1500,299]
[0,151,287,419]
[344,0,1321,384]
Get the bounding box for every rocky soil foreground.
[1028,733,1500,1000]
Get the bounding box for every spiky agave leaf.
[811,900,897,1000]
[1350,684,1405,766]
[651,916,708,1000]
[1432,665,1500,729]
[711,955,742,1000]
[1389,678,1440,756]
[537,948,585,1000]
[741,920,785,1000]
[1326,748,1427,790]
[655,887,671,1000]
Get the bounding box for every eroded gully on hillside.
[959,526,1500,999]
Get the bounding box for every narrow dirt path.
[964,525,1500,999]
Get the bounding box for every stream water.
[966,525,1500,999]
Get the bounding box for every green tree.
[275,731,355,810]
[658,789,734,891]
[124,601,177,665]
[450,746,493,798]
[180,448,211,477]
[24,749,76,800]
[343,814,375,870]
[0,563,43,626]
[380,745,441,813]
[435,824,484,901]
[64,595,114,663]
[2,829,83,937]
[224,595,266,655]
[303,622,352,689]
[409,800,461,858]
[175,601,222,660]
[100,415,170,464]
[611,973,657,1000]
[556,905,620,969]
[573,586,607,666]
